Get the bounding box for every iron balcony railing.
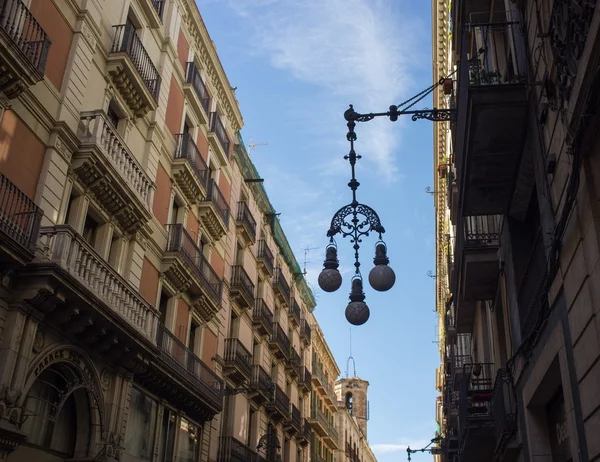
[463,215,502,248]
[230,264,255,306]
[257,239,274,275]
[287,347,301,377]
[517,231,548,339]
[289,298,301,325]
[289,403,302,433]
[458,363,495,439]
[210,112,230,156]
[165,224,222,303]
[299,366,311,392]
[0,0,51,74]
[298,418,312,443]
[252,298,273,335]
[312,364,326,387]
[492,368,517,450]
[270,322,291,360]
[236,201,257,241]
[327,420,338,443]
[250,364,273,392]
[185,61,210,114]
[310,403,330,430]
[312,453,326,462]
[157,323,223,404]
[268,383,290,417]
[217,436,258,462]
[300,319,312,344]
[465,21,527,87]
[175,133,209,191]
[150,0,165,19]
[224,338,252,379]
[0,172,43,255]
[204,179,230,227]
[110,24,160,101]
[274,267,291,305]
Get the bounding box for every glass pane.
[176,417,200,462]
[159,409,176,462]
[125,388,157,461]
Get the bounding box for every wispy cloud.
[372,439,430,454]
[224,0,423,181]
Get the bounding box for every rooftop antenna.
[346,328,357,378]
[248,140,268,155]
[303,247,319,276]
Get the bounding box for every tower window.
[345,392,353,415]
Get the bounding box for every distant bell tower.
[336,355,370,438]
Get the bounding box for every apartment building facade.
[433,0,600,461]
[0,0,340,461]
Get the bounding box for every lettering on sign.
[34,348,94,382]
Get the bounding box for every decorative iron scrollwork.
[327,203,385,241]
[411,108,456,122]
[550,0,597,104]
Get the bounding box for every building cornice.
[180,0,244,132]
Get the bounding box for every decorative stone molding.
[81,21,97,50]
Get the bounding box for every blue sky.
[197,1,439,460]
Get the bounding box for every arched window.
[345,392,353,415]
[21,362,97,458]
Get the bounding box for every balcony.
[76,111,154,233]
[296,419,312,446]
[229,265,255,310]
[184,62,210,124]
[454,215,501,331]
[252,298,273,337]
[257,239,274,277]
[300,318,312,345]
[217,436,258,462]
[284,403,302,435]
[273,267,291,307]
[286,347,301,379]
[312,364,326,391]
[172,133,209,205]
[458,363,495,462]
[139,0,165,28]
[0,0,51,99]
[199,179,230,241]
[289,298,301,326]
[223,338,252,383]
[208,112,231,166]
[236,201,257,245]
[35,225,159,340]
[268,323,290,360]
[454,21,528,217]
[450,333,472,390]
[323,421,339,449]
[249,365,273,405]
[309,404,329,437]
[312,453,326,462]
[0,172,42,265]
[147,323,224,421]
[107,24,160,116]
[163,224,222,321]
[266,383,290,421]
[298,367,311,394]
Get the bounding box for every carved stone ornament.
[81,22,97,50]
[32,330,44,353]
[550,0,597,104]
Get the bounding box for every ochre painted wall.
[139,258,160,307]
[0,111,46,198]
[165,76,184,137]
[177,29,190,71]
[30,0,73,91]
[152,165,172,226]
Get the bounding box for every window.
[345,392,353,415]
[159,409,177,462]
[271,362,277,382]
[176,418,200,462]
[83,214,99,247]
[189,320,199,354]
[170,199,181,224]
[125,388,157,461]
[107,100,120,129]
[158,290,170,325]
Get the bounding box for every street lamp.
[318,76,456,325]
[257,426,281,462]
